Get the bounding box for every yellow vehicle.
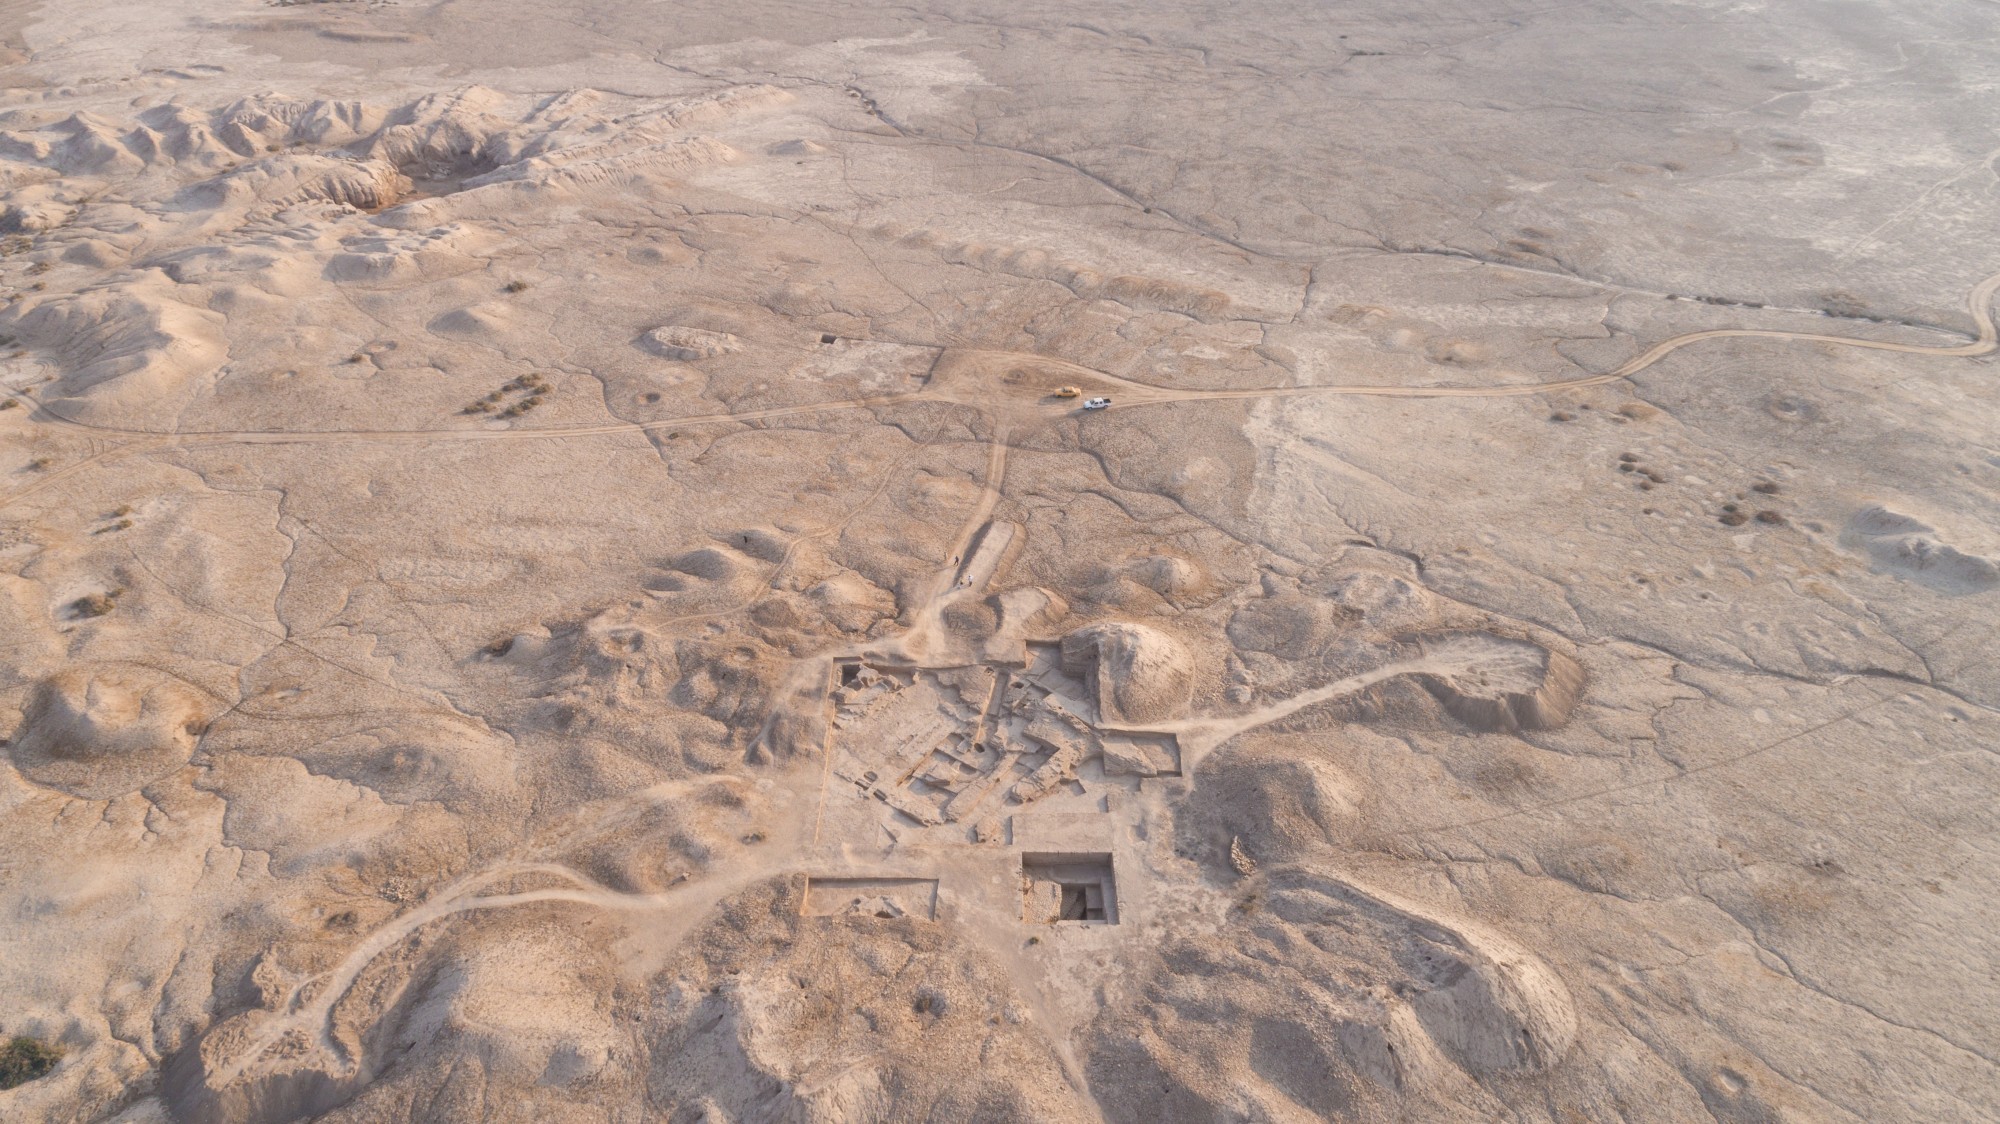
[1053,385,1082,399]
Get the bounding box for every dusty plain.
[0,0,1996,1120]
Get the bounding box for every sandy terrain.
[0,0,1996,1120]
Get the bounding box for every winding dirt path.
[211,772,816,1088]
[1106,658,1425,762]
[3,269,1993,456]
[1088,267,2000,407]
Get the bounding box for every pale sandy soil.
[0,1,1996,1121]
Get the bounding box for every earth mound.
[8,665,212,798]
[1088,866,1578,1121]
[1059,621,1195,725]
[1844,505,2000,594]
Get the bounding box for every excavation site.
[0,0,1996,1121]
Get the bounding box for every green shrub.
[0,1035,63,1089]
[69,590,120,618]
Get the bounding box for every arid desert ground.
[0,0,1997,1120]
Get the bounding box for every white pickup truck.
[1081,397,1112,410]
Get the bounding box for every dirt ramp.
[1411,632,1584,732]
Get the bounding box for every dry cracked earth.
[0,0,1997,1121]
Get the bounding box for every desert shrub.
[0,1035,63,1089]
[69,590,120,617]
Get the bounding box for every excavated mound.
[166,922,615,1124]
[1137,734,1576,1119]
[643,325,742,360]
[1321,566,1436,634]
[1059,621,1194,725]
[1226,592,1340,660]
[174,881,1095,1124]
[1178,740,1360,865]
[640,880,1094,1123]
[1844,505,2000,594]
[1088,866,1578,1121]
[332,923,629,1117]
[1411,632,1584,733]
[8,665,213,798]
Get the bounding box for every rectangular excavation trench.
[1021,852,1117,925]
[802,876,940,920]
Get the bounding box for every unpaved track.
[1124,659,1426,762]
[1096,267,2000,407]
[895,428,1011,661]
[212,772,817,1087]
[4,270,1994,453]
